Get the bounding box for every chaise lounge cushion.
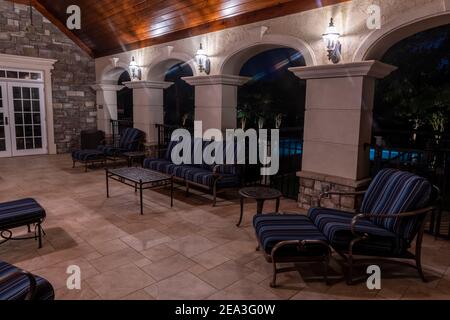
[0,260,54,300]
[253,214,329,257]
[71,149,105,162]
[308,207,408,256]
[360,168,432,240]
[0,198,46,230]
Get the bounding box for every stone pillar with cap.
[290,61,397,211]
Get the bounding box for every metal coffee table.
[237,186,282,227]
[106,167,173,215]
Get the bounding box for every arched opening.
[163,62,194,127]
[237,47,306,198]
[117,70,133,124]
[372,23,450,236]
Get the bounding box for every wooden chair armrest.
[0,270,37,300]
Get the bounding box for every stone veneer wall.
[0,1,96,153]
[298,171,370,212]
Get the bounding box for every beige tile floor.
[0,154,449,300]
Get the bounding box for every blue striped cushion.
[308,207,407,255]
[253,214,329,256]
[71,149,104,161]
[0,260,54,300]
[119,128,143,151]
[184,167,239,188]
[143,158,172,172]
[97,145,128,156]
[361,169,432,239]
[0,198,45,230]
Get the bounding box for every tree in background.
[375,24,450,146]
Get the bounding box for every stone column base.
[297,171,371,212]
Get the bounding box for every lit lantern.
[129,56,141,81]
[322,18,341,64]
[195,43,210,74]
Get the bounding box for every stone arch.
[353,10,450,62]
[147,52,197,81]
[99,61,130,84]
[220,34,316,75]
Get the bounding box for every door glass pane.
[16,126,24,137]
[13,87,21,99]
[31,88,39,99]
[25,138,34,149]
[7,71,18,79]
[0,139,5,151]
[23,100,31,112]
[24,113,32,124]
[22,88,30,99]
[33,113,40,124]
[32,100,40,112]
[34,138,42,148]
[34,125,41,137]
[13,100,22,111]
[15,113,23,124]
[16,138,25,150]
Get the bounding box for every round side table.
[237,186,282,227]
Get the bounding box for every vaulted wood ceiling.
[15,0,348,58]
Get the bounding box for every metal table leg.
[139,179,143,215]
[106,169,110,198]
[237,196,244,227]
[170,176,174,207]
[256,199,265,214]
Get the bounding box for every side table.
[237,187,282,227]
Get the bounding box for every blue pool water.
[278,139,418,161]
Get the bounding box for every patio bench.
[0,198,46,249]
[0,260,54,300]
[144,138,242,206]
[253,169,438,285]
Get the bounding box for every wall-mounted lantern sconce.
[195,43,210,75]
[129,56,141,81]
[322,18,341,64]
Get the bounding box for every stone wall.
[0,0,96,153]
[298,171,370,212]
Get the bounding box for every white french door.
[0,81,47,157]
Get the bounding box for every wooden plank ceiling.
[15,0,348,58]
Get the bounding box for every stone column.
[123,80,173,145]
[182,75,250,131]
[91,84,123,136]
[290,61,397,211]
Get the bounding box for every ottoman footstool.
[72,149,106,172]
[0,198,46,249]
[253,214,331,287]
